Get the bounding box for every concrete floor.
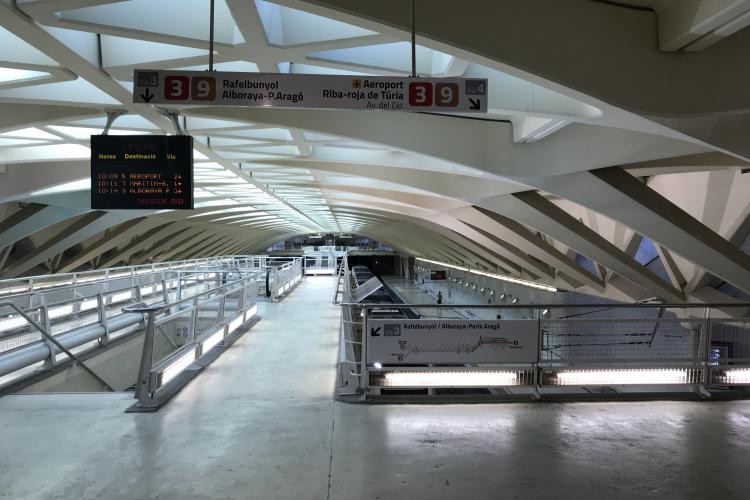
[1,276,749,499]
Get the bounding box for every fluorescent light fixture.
[30,178,90,196]
[110,291,133,303]
[373,362,382,369]
[47,304,73,319]
[554,369,690,385]
[381,370,518,387]
[228,315,244,334]
[201,327,225,353]
[160,348,197,386]
[0,315,28,332]
[139,285,154,295]
[243,304,258,322]
[80,298,98,311]
[416,258,557,292]
[722,368,750,384]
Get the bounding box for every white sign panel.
[367,319,538,364]
[133,69,487,112]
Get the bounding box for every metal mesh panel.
[243,279,258,309]
[0,304,43,353]
[152,308,194,366]
[0,259,265,382]
[222,286,243,321]
[194,296,224,337]
[541,317,706,362]
[48,306,100,335]
[709,318,750,364]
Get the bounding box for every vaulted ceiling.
[1,0,750,304]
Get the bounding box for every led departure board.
[430,270,447,280]
[90,135,193,210]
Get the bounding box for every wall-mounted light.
[160,348,198,386]
[381,370,519,387]
[720,368,750,384]
[552,369,691,386]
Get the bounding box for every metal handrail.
[334,254,750,398]
[0,267,265,385]
[13,271,229,311]
[131,270,260,407]
[21,269,235,296]
[124,271,263,314]
[336,302,750,309]
[0,255,267,297]
[0,301,113,390]
[0,257,220,287]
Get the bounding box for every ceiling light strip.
[416,257,557,292]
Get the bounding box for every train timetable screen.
[90,135,193,210]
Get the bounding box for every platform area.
[0,276,749,500]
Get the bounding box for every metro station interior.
[1,1,750,498]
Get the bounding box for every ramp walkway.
[0,276,749,500]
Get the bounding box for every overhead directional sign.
[133,69,488,112]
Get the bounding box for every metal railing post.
[534,306,542,395]
[361,308,369,399]
[39,302,56,370]
[218,293,227,322]
[703,306,713,389]
[237,279,246,313]
[189,298,199,340]
[97,293,110,346]
[134,311,158,406]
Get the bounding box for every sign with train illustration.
[367,319,538,364]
